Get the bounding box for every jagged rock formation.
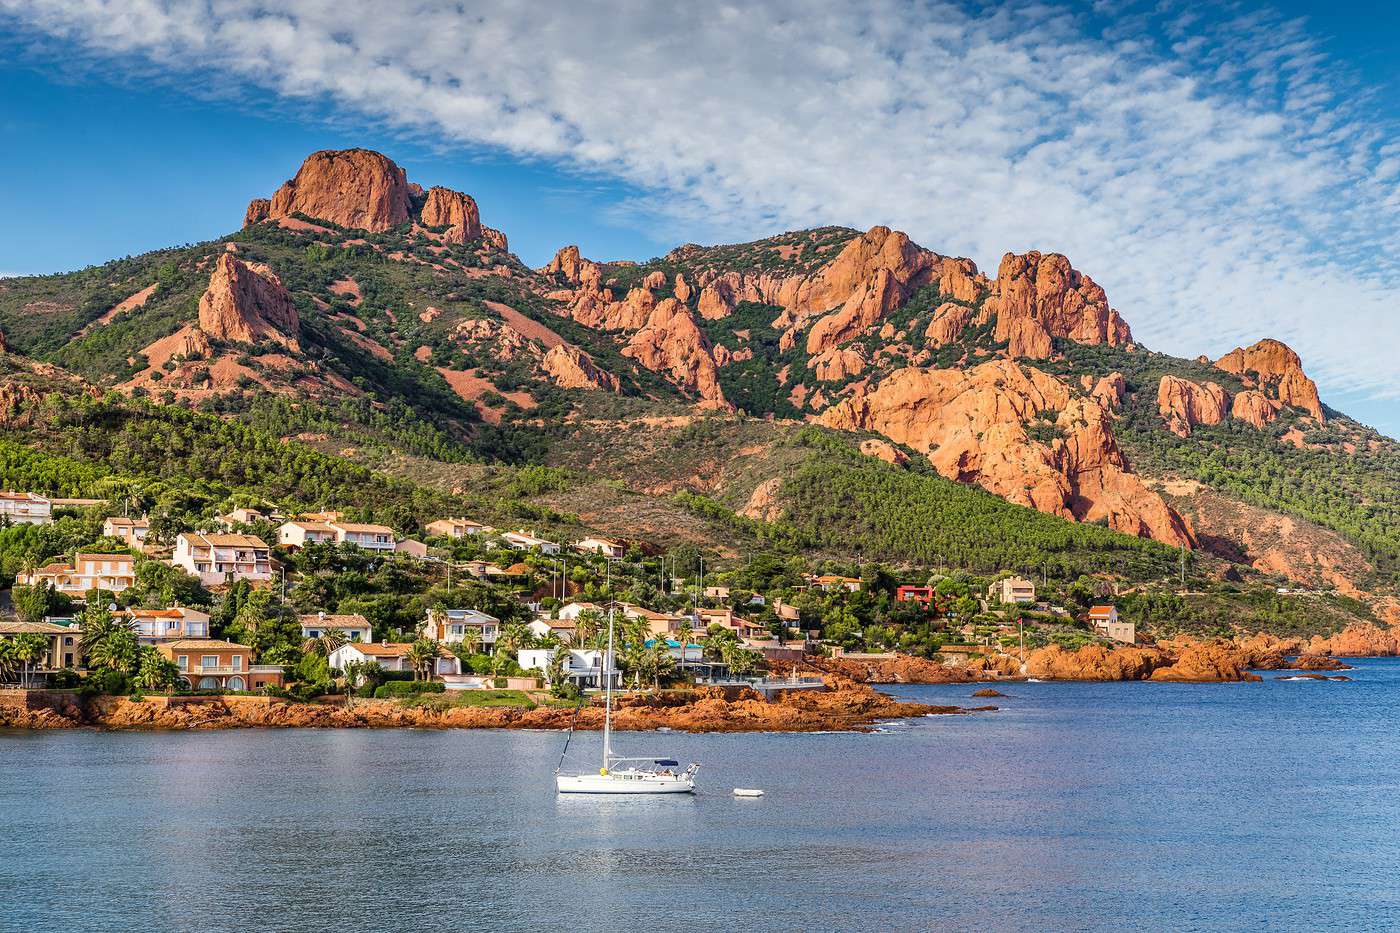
[197,255,301,350]
[420,186,482,244]
[1157,375,1229,437]
[925,302,975,347]
[809,346,865,382]
[541,345,619,392]
[817,360,1193,546]
[1215,338,1323,422]
[985,251,1132,359]
[252,149,412,233]
[622,299,727,408]
[1089,372,1126,409]
[1231,389,1281,429]
[858,438,909,465]
[244,198,270,226]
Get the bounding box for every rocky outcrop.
[541,344,620,392]
[622,299,727,407]
[985,251,1131,358]
[420,186,482,244]
[740,477,784,522]
[197,254,301,350]
[1215,338,1323,421]
[1090,372,1126,409]
[543,245,601,286]
[1230,390,1281,429]
[1148,641,1261,682]
[243,198,270,226]
[925,302,974,347]
[1306,623,1400,657]
[858,438,909,466]
[817,360,1193,546]
[803,654,980,684]
[1157,375,1229,437]
[809,346,866,382]
[481,227,509,251]
[252,149,412,232]
[1024,641,1258,682]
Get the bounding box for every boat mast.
[603,558,614,771]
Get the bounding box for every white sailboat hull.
[556,772,696,794]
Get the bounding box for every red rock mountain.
[1157,375,1229,437]
[197,254,301,350]
[1215,338,1323,422]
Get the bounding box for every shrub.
[373,680,446,698]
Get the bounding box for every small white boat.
[732,787,764,797]
[556,594,698,795]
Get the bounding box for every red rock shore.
[0,681,988,733]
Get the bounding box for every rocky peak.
[622,298,727,409]
[420,186,482,244]
[541,344,620,392]
[197,254,301,350]
[250,149,412,233]
[543,245,601,287]
[986,251,1132,359]
[1157,375,1229,437]
[1214,338,1323,422]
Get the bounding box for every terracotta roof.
[343,642,455,659]
[105,517,149,528]
[74,553,136,562]
[0,491,47,502]
[298,613,371,628]
[0,620,75,635]
[183,533,269,548]
[159,639,250,651]
[283,520,337,533]
[122,608,184,619]
[1088,606,1116,616]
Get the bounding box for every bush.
[373,680,445,698]
[82,668,131,696]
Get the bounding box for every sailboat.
[555,600,698,795]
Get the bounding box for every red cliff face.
[1230,389,1281,429]
[1157,375,1229,437]
[252,149,412,233]
[622,298,727,408]
[1215,338,1323,422]
[986,251,1132,358]
[197,254,301,350]
[420,186,482,244]
[541,344,620,392]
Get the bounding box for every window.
[177,656,188,671]
[201,655,218,670]
[232,656,242,671]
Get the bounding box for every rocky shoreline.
[0,681,993,733]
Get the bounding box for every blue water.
[4,663,1400,932]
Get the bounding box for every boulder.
[1231,389,1281,429]
[419,186,482,243]
[541,344,620,392]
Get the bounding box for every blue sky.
[2,0,1399,435]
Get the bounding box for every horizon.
[3,0,1400,434]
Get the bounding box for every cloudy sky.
[3,0,1400,433]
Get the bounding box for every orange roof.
[184,533,268,548]
[75,553,136,562]
[1088,605,1116,616]
[284,520,337,533]
[298,613,371,628]
[159,639,250,651]
[122,608,184,619]
[344,642,454,659]
[105,517,149,527]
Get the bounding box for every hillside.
[2,146,1397,625]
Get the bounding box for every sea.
[4,661,1400,932]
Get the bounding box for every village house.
[0,491,52,525]
[1088,605,1136,644]
[298,612,373,644]
[556,601,605,621]
[395,539,430,559]
[0,619,82,677]
[157,639,284,691]
[574,536,625,559]
[527,616,577,643]
[896,585,935,605]
[620,603,684,638]
[329,642,462,680]
[18,553,137,596]
[501,530,561,555]
[809,574,863,593]
[703,585,732,601]
[426,518,488,538]
[102,517,150,547]
[990,576,1037,605]
[277,519,340,548]
[771,599,802,623]
[218,507,272,529]
[421,608,500,651]
[331,521,397,552]
[171,533,273,585]
[122,607,211,643]
[517,647,618,689]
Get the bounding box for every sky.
[2,0,1400,435]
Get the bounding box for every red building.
[896,586,935,605]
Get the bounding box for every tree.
[79,604,139,673]
[132,646,180,692]
[12,582,54,625]
[674,617,694,678]
[303,628,347,658]
[405,639,440,682]
[10,633,50,688]
[545,646,571,695]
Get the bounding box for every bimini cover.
[654,759,679,767]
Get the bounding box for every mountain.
[2,147,1397,627]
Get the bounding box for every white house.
[277,520,339,548]
[329,642,461,680]
[171,533,273,585]
[556,601,605,621]
[517,647,618,689]
[0,492,52,525]
[527,617,576,643]
[331,521,397,552]
[1088,605,1135,644]
[421,608,500,651]
[426,518,488,538]
[990,576,1037,605]
[103,517,150,547]
[501,530,560,555]
[574,536,625,559]
[299,612,373,644]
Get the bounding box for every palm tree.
[132,646,180,693]
[13,634,50,688]
[405,639,441,682]
[0,640,18,685]
[80,607,139,674]
[673,617,693,678]
[493,622,531,676]
[303,628,348,658]
[574,609,604,651]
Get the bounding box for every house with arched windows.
[155,639,284,691]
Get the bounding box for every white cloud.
[4,0,1400,412]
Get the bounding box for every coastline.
[0,680,993,734]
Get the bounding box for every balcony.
[189,665,243,675]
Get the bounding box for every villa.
[156,639,285,691]
[298,612,373,644]
[18,553,137,595]
[574,536,625,559]
[218,507,272,528]
[896,585,935,605]
[0,620,82,678]
[277,519,397,552]
[277,519,340,548]
[809,574,863,593]
[171,533,273,585]
[0,491,52,526]
[501,530,561,554]
[990,576,1037,605]
[1088,605,1136,644]
[556,601,606,621]
[426,517,488,538]
[102,517,150,547]
[122,607,212,643]
[517,647,618,689]
[328,641,462,680]
[331,521,397,552]
[421,608,500,651]
[527,616,577,643]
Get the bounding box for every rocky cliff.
[252,148,412,233]
[1215,338,1324,422]
[197,254,301,350]
[986,251,1132,359]
[420,185,482,243]
[1157,375,1229,437]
